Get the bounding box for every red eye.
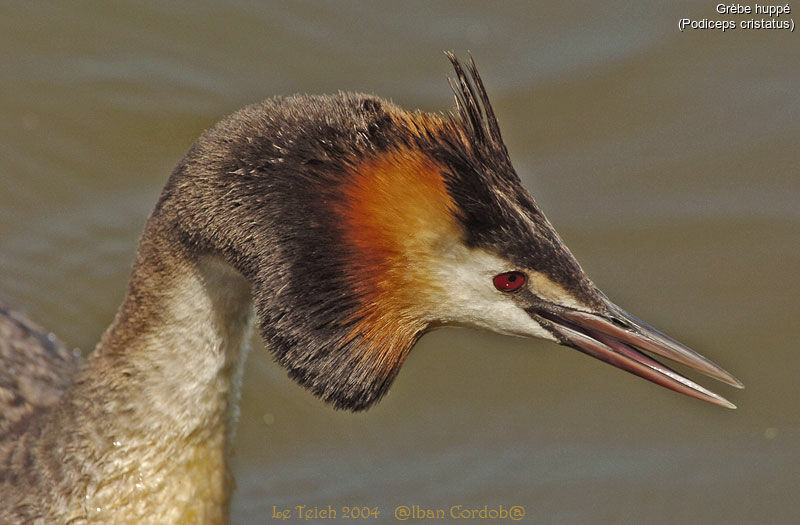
[493,271,526,292]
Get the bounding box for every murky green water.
[1,2,798,523]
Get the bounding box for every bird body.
[0,55,741,523]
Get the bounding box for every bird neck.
[75,219,254,522]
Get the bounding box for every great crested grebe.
[0,54,742,523]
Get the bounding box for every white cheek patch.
[423,244,556,341]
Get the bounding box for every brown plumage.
[0,54,741,523]
[0,301,80,436]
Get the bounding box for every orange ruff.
[339,147,459,376]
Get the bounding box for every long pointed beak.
[531,296,743,409]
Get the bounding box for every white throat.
[131,255,254,435]
[82,255,254,523]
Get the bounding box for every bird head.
[189,54,742,411]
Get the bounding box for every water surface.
[1,2,798,523]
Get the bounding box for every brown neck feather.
[15,216,254,522]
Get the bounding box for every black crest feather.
[445,51,508,159]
